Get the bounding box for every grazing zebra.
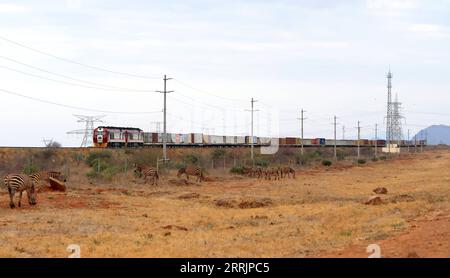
[251,167,264,179]
[177,166,204,182]
[264,168,281,181]
[134,164,159,185]
[30,171,66,186]
[280,167,296,179]
[4,174,37,209]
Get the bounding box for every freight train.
[93,126,425,148]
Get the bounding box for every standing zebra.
[280,167,296,179]
[134,164,159,185]
[177,166,204,182]
[30,171,66,186]
[4,174,37,209]
[264,168,281,181]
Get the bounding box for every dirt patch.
[373,187,388,194]
[388,194,415,203]
[214,197,273,209]
[364,196,384,205]
[178,193,200,199]
[215,198,237,208]
[162,225,189,231]
[238,198,273,209]
[168,179,197,186]
[316,207,450,258]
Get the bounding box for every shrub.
[230,166,244,174]
[255,158,270,167]
[371,157,379,162]
[85,151,112,167]
[183,154,199,165]
[357,159,366,165]
[379,156,387,161]
[322,160,332,167]
[211,149,226,159]
[131,151,158,167]
[295,152,318,166]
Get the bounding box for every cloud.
[409,24,449,38]
[366,0,418,16]
[0,3,28,13]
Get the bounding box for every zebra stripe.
[177,166,204,182]
[134,165,159,185]
[4,174,37,209]
[30,171,63,184]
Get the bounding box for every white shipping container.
[180,134,190,144]
[202,134,211,144]
[210,135,225,144]
[192,133,203,144]
[236,136,246,144]
[225,136,235,144]
[258,137,272,144]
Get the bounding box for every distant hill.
[414,125,450,145]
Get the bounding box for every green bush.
[230,166,244,174]
[357,159,367,165]
[184,154,199,165]
[211,149,226,159]
[336,151,346,161]
[22,156,39,175]
[255,158,270,167]
[85,151,112,167]
[371,157,379,162]
[322,160,332,167]
[296,152,319,166]
[379,156,387,161]
[131,151,158,167]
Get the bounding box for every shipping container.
[202,134,211,144]
[285,137,299,145]
[357,139,369,146]
[225,136,236,144]
[143,132,152,144]
[180,134,190,144]
[190,133,203,144]
[236,136,246,144]
[245,136,257,144]
[279,138,287,145]
[258,137,272,145]
[299,138,312,145]
[210,135,225,144]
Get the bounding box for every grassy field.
[0,147,449,258]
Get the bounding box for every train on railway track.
[93,126,425,148]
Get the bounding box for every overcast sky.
[0,0,449,147]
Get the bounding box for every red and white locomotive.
[93,126,144,148]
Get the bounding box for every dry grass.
[0,148,449,258]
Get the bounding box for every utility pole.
[156,75,173,163]
[246,98,258,166]
[333,116,338,160]
[357,121,361,159]
[342,125,345,140]
[375,123,378,158]
[407,129,410,153]
[297,109,307,155]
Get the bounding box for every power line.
[0,88,162,114]
[0,55,152,92]
[0,65,152,93]
[0,35,161,79]
[173,78,246,102]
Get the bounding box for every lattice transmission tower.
[67,115,105,147]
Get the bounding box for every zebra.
[263,168,281,181]
[30,171,66,186]
[4,174,37,209]
[134,164,159,185]
[280,167,296,179]
[177,166,204,182]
